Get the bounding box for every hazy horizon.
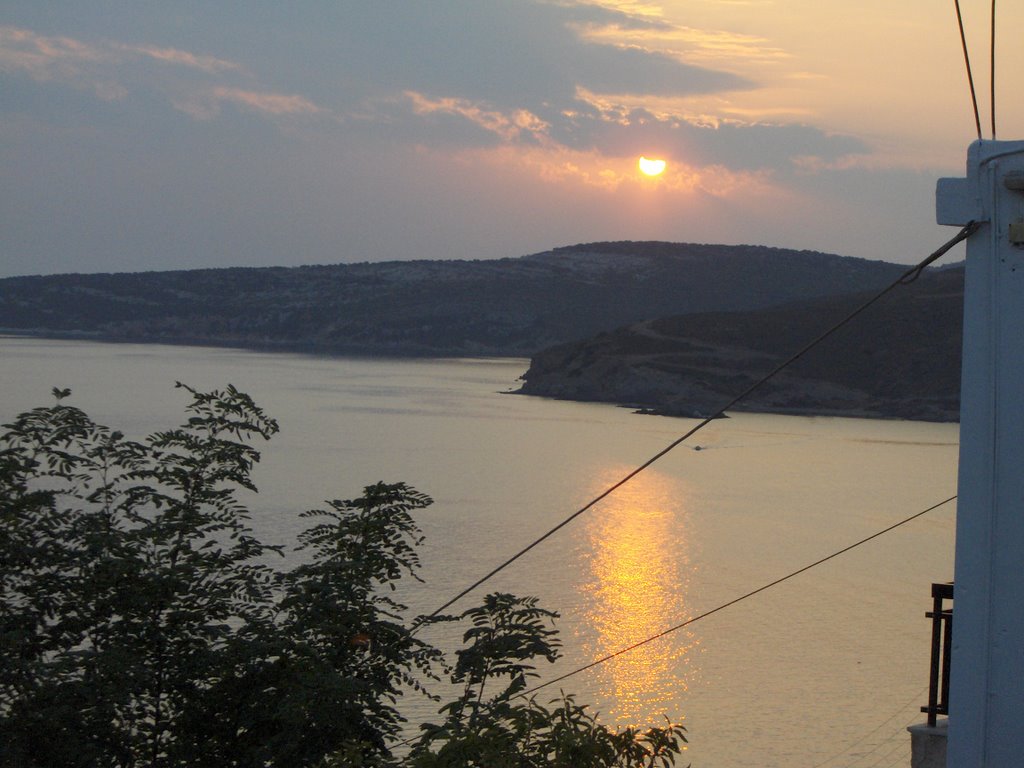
[0,237,934,280]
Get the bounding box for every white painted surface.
[939,140,1024,767]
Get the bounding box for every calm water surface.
[1,337,959,767]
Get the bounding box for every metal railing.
[921,582,953,726]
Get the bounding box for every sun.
[638,156,667,176]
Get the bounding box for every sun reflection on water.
[577,468,699,727]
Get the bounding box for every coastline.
[5,331,960,423]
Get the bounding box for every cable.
[955,0,983,140]
[513,496,956,700]
[990,0,996,139]
[392,496,956,753]
[415,223,979,626]
[863,736,910,768]
[808,686,928,767]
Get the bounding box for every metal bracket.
[1004,171,1024,191]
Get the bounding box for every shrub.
[0,385,685,767]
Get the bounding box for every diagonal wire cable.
[392,496,955,752]
[990,0,997,139]
[414,222,979,627]
[864,739,911,768]
[809,686,928,767]
[955,0,983,140]
[513,495,957,701]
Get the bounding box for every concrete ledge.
[908,719,947,768]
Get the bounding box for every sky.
[2,1,1023,277]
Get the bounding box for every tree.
[0,385,686,767]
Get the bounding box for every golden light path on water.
[575,467,699,727]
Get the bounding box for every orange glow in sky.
[6,1,1024,276]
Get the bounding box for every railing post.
[911,582,953,768]
[923,582,953,727]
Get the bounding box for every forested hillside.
[0,242,907,356]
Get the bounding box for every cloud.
[567,41,752,96]
[389,85,864,176]
[313,1,753,112]
[576,1,670,20]
[170,87,323,120]
[676,119,868,172]
[297,2,851,178]
[603,112,861,175]
[0,25,133,102]
[2,4,758,144]
[1,1,926,279]
[406,92,550,143]
[572,19,790,67]
[462,143,772,197]
[116,43,244,74]
[1,24,323,125]
[2,6,866,184]
[0,25,112,81]
[213,87,320,115]
[0,25,243,82]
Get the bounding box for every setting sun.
[638,156,667,176]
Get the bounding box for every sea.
[1,336,959,767]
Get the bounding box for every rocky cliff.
[517,266,964,422]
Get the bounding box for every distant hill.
[518,266,965,422]
[0,242,908,357]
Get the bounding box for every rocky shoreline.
[515,267,965,423]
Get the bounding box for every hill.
[0,242,908,356]
[517,266,964,422]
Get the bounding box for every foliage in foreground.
[0,385,687,767]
